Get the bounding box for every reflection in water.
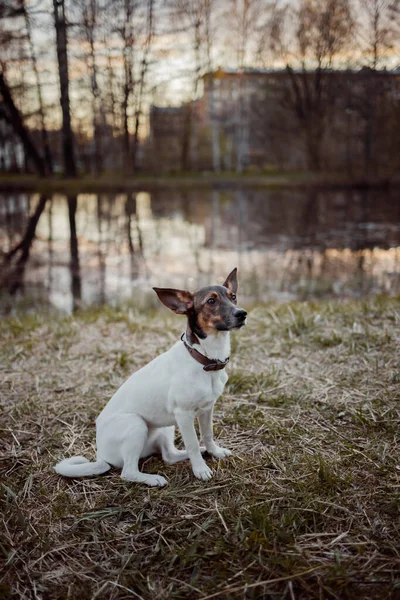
[67,196,81,311]
[1,194,48,294]
[0,186,399,313]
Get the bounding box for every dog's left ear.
[223,267,238,294]
[153,288,194,315]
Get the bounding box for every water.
[1,186,399,313]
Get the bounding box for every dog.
[54,268,247,487]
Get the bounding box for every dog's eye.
[231,294,236,301]
[207,297,216,305]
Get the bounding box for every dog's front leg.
[174,409,213,481]
[198,407,232,459]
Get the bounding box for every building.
[148,68,400,175]
[147,105,186,173]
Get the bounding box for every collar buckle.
[181,334,229,372]
[203,358,229,372]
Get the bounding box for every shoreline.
[0,172,398,194]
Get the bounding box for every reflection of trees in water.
[209,190,219,278]
[2,195,48,294]
[47,198,54,293]
[125,195,135,256]
[0,194,84,311]
[96,197,106,304]
[1,187,399,308]
[67,196,81,311]
[124,193,146,281]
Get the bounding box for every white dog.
[54,268,247,486]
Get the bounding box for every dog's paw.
[121,471,168,487]
[142,474,168,487]
[209,445,232,459]
[192,461,213,481]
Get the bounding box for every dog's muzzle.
[234,309,247,328]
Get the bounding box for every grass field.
[1,297,400,599]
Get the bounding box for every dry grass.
[1,297,400,599]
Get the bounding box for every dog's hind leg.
[157,426,205,465]
[120,415,168,487]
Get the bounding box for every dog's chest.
[191,370,228,411]
[210,370,228,399]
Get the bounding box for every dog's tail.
[54,456,110,478]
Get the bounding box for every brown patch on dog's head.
[195,289,226,336]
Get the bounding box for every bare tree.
[226,0,263,172]
[0,1,48,175]
[261,0,354,171]
[80,0,104,175]
[174,0,207,171]
[354,0,398,174]
[22,0,53,174]
[132,0,154,172]
[0,71,46,176]
[53,0,77,177]
[204,0,220,172]
[116,0,136,172]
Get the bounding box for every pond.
[1,186,399,313]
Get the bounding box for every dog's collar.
[181,334,229,372]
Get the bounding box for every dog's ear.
[153,288,194,314]
[223,268,238,294]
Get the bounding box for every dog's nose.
[235,309,247,320]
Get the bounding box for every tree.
[132,0,154,172]
[260,0,354,171]
[0,1,48,175]
[0,71,46,176]
[116,0,137,172]
[23,0,53,174]
[79,0,104,175]
[53,0,77,177]
[227,0,263,172]
[353,0,399,174]
[173,0,207,171]
[204,0,220,172]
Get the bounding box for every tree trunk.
[0,72,46,176]
[181,103,192,172]
[84,0,103,175]
[132,0,154,172]
[190,19,201,171]
[236,73,245,173]
[53,0,77,178]
[24,1,53,175]
[305,120,323,171]
[364,72,376,176]
[204,2,220,172]
[121,1,135,174]
[209,75,221,172]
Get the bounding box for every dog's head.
[153,268,247,339]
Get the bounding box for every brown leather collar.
[181,334,229,372]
